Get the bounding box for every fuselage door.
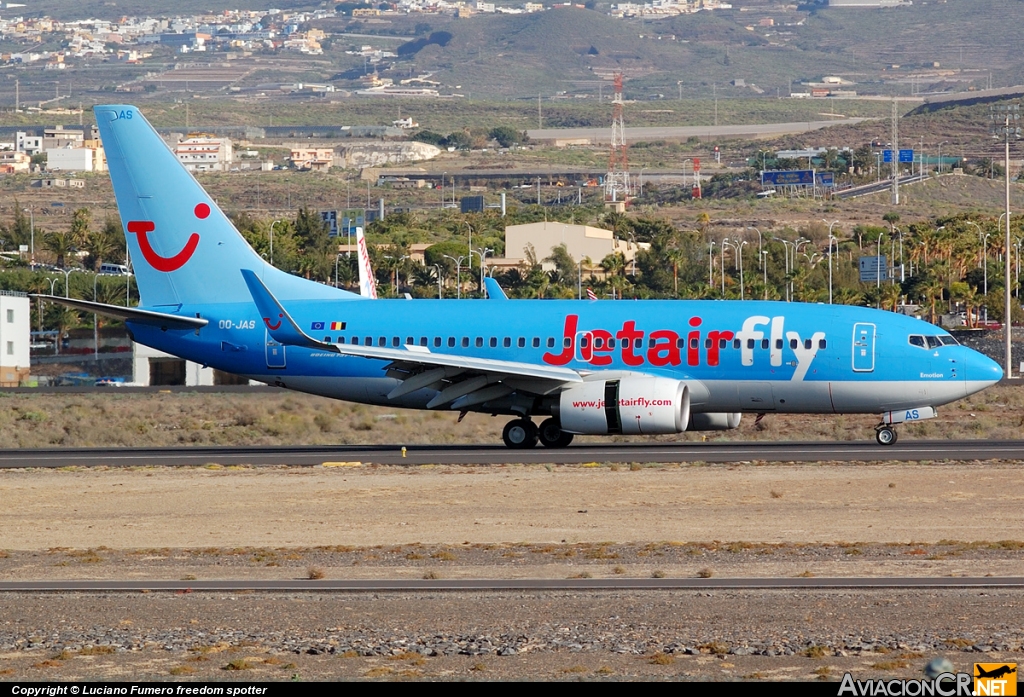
[852,322,875,372]
[265,329,286,369]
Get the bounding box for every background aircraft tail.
[355,226,378,299]
[95,105,358,308]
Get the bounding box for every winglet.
[484,277,508,300]
[240,269,329,350]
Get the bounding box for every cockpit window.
[910,334,955,349]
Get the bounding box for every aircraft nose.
[965,348,1003,390]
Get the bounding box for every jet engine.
[557,377,690,435]
[687,412,743,431]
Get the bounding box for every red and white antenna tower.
[604,73,631,204]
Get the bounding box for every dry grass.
[648,652,675,665]
[697,567,714,578]
[77,646,116,656]
[306,566,325,580]
[0,385,1021,448]
[871,660,910,671]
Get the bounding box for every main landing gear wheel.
[538,418,574,448]
[875,426,898,446]
[502,419,538,449]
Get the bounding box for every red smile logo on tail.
[263,314,283,331]
[126,203,208,272]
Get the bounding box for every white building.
[16,132,42,154]
[503,221,648,271]
[132,343,259,386]
[174,135,233,172]
[46,146,104,172]
[0,292,30,387]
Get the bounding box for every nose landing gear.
[875,425,898,445]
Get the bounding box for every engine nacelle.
[688,412,743,431]
[558,377,691,435]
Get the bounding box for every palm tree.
[43,231,76,269]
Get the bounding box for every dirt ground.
[2,460,1024,553]
[3,441,1024,680]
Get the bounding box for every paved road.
[1,577,1022,592]
[528,119,869,142]
[1,439,1021,468]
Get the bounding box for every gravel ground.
[2,461,1022,681]
[0,590,1020,681]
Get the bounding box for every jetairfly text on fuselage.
[541,314,825,381]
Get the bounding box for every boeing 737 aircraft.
[40,105,1004,448]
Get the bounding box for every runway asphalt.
[2,577,1023,592]
[0,439,1020,468]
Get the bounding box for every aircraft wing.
[31,294,209,330]
[241,269,582,407]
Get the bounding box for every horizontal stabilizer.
[31,295,208,329]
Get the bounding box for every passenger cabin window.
[689,338,699,349]
[434,337,442,348]
[775,339,783,349]
[419,337,428,346]
[489,337,497,348]
[462,337,470,348]
[819,339,827,349]
[790,338,798,349]
[734,339,742,349]
[746,339,755,349]
[719,339,727,349]
[448,337,456,348]
[503,337,511,348]
[608,339,616,349]
[563,337,572,348]
[475,337,483,348]
[517,337,525,348]
[547,338,555,348]
[760,339,770,350]
[532,337,540,348]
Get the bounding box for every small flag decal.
[311,321,325,331]
[586,288,598,301]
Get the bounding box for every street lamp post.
[876,232,884,291]
[747,226,763,269]
[708,240,715,288]
[442,254,466,300]
[761,250,768,299]
[737,241,747,300]
[937,141,948,174]
[779,239,793,302]
[720,238,731,296]
[268,220,279,266]
[432,263,443,299]
[828,235,837,304]
[471,247,492,293]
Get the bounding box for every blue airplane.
[40,105,1004,449]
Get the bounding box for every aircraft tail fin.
[95,105,359,308]
[355,226,378,299]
